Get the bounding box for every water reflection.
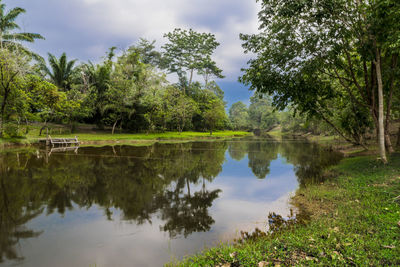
[0,138,342,265]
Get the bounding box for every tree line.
[229,96,334,135]
[0,1,229,138]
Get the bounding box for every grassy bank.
[0,129,251,146]
[171,154,400,266]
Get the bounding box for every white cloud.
[60,0,260,81]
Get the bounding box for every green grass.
[171,154,400,266]
[0,127,251,146]
[52,131,250,141]
[0,136,33,145]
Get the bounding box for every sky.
[8,0,260,107]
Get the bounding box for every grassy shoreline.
[171,153,400,266]
[0,131,251,147]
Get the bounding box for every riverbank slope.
[171,153,400,266]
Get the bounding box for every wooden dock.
[46,135,80,147]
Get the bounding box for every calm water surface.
[0,137,342,266]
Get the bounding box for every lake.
[0,137,342,266]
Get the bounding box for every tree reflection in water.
[0,138,342,263]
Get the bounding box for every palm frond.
[1,21,20,31]
[44,52,77,89]
[66,59,77,75]
[3,7,25,24]
[2,41,44,62]
[3,32,44,42]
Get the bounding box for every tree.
[78,48,114,128]
[165,86,198,133]
[248,96,278,131]
[58,89,89,132]
[0,1,44,56]
[199,57,224,87]
[131,38,162,67]
[24,75,64,135]
[162,28,222,93]
[103,85,134,135]
[42,52,77,91]
[229,101,249,130]
[240,0,400,162]
[205,81,225,101]
[0,49,29,137]
[204,98,226,135]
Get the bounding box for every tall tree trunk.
[205,70,209,88]
[188,69,194,91]
[39,120,48,136]
[383,54,398,153]
[385,134,394,153]
[375,47,387,163]
[186,178,191,198]
[112,119,119,135]
[368,61,380,142]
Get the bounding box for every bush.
[3,122,23,137]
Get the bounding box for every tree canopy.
[240,0,400,162]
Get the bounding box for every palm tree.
[0,1,44,52]
[42,52,77,91]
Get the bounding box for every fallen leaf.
[258,261,269,267]
[229,252,237,258]
[382,245,395,249]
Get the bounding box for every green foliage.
[130,38,162,67]
[0,49,30,137]
[24,75,64,122]
[229,101,250,130]
[42,52,77,91]
[203,97,227,135]
[239,0,400,149]
[165,86,198,132]
[162,28,223,90]
[0,0,44,59]
[2,122,21,137]
[248,95,278,130]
